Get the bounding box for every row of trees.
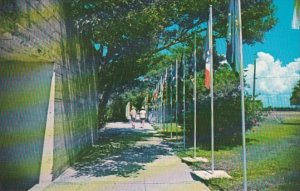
[69,0,277,129]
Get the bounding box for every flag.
[227,1,248,189]
[159,76,164,99]
[163,69,168,100]
[226,0,242,73]
[204,5,213,89]
[292,0,300,29]
[153,85,158,101]
[203,19,212,89]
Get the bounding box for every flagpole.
[193,32,197,158]
[161,75,164,129]
[160,76,163,128]
[237,0,247,190]
[183,55,186,149]
[146,90,149,121]
[209,5,214,173]
[168,67,171,135]
[156,83,159,125]
[175,59,178,140]
[166,68,169,133]
[164,69,168,131]
[252,57,256,112]
[170,64,173,139]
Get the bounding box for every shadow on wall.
[0,0,98,190]
[72,128,172,177]
[0,61,53,191]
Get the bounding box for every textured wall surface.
[0,61,53,190]
[0,0,98,190]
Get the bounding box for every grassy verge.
[177,112,300,190]
[156,123,183,137]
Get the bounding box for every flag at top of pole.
[191,4,233,182]
[153,84,158,101]
[204,12,212,89]
[163,68,168,101]
[208,4,214,173]
[292,0,300,29]
[226,0,242,73]
[227,0,248,190]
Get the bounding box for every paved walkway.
[32,122,209,191]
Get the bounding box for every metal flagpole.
[175,59,178,139]
[168,67,171,134]
[146,90,149,122]
[183,55,186,149]
[209,5,214,173]
[161,76,164,128]
[166,68,169,133]
[164,69,167,131]
[157,81,159,125]
[193,32,197,158]
[160,76,163,128]
[156,83,159,125]
[252,57,256,112]
[170,64,173,138]
[237,0,247,190]
[154,84,157,124]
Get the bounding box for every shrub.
[184,67,264,146]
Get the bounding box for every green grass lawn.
[156,123,183,137]
[177,112,300,190]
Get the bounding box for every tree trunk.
[98,87,112,129]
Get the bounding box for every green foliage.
[290,80,300,105]
[245,97,265,127]
[70,0,277,90]
[106,88,149,122]
[183,67,264,145]
[0,0,19,32]
[69,0,277,127]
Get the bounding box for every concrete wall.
[0,0,98,190]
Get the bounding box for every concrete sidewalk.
[31,122,209,191]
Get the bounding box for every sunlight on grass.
[157,123,183,134]
[176,112,300,190]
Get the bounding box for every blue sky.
[163,0,300,107]
[243,0,300,66]
[242,0,300,107]
[217,0,300,66]
[93,1,299,107]
[216,0,300,107]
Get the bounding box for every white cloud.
[245,52,300,95]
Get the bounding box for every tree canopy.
[71,0,277,83]
[290,80,300,105]
[69,0,277,126]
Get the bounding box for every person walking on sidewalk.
[140,106,146,128]
[130,106,137,128]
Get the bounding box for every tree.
[69,0,277,127]
[290,80,300,105]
